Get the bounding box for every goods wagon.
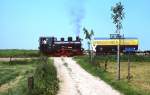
[92,37,138,55]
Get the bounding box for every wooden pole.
[9,56,12,64]
[127,52,131,81]
[116,34,121,80]
[104,60,107,71]
[28,76,34,91]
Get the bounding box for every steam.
[68,0,85,36]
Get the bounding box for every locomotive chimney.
[68,37,72,41]
[61,37,64,41]
[76,36,80,41]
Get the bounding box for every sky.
[0,0,150,50]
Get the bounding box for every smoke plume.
[68,0,85,36]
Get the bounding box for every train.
[92,34,139,55]
[39,34,139,56]
[39,36,84,56]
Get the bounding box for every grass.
[74,55,150,95]
[0,69,19,86]
[0,59,38,94]
[92,55,150,62]
[0,49,40,57]
[0,58,59,95]
[0,60,36,86]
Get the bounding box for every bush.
[31,60,59,95]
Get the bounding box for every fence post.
[28,76,34,92]
[127,53,131,81]
[104,60,108,71]
[9,56,12,64]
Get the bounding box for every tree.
[111,2,125,80]
[83,27,94,63]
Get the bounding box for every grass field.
[0,58,59,95]
[75,55,150,95]
[0,49,40,57]
[0,59,37,95]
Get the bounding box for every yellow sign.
[92,39,138,46]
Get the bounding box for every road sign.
[125,47,136,52]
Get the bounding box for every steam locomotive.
[39,36,83,56]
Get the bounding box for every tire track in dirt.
[53,57,122,95]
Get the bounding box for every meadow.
[75,55,150,95]
[0,58,59,95]
[0,49,40,57]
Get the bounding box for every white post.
[117,34,121,80]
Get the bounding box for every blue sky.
[0,0,150,50]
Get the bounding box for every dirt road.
[0,58,37,62]
[53,57,122,95]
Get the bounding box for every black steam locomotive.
[39,36,83,56]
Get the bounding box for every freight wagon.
[92,34,138,55]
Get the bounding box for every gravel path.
[0,58,37,62]
[53,57,122,95]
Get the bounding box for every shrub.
[31,60,59,95]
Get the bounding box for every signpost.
[125,47,136,52]
[125,47,136,81]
